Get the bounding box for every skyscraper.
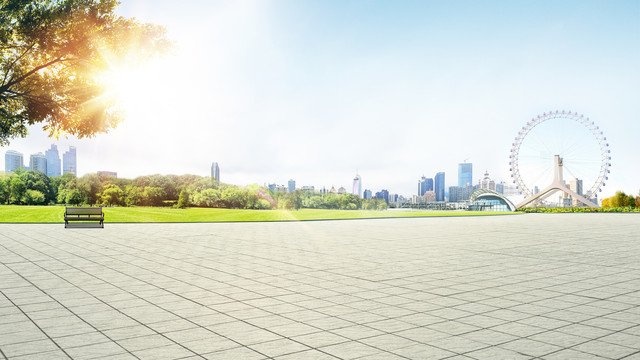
[363,189,372,199]
[211,162,220,182]
[63,146,77,175]
[458,162,472,187]
[30,153,47,174]
[4,150,24,173]
[288,179,296,193]
[418,176,434,196]
[45,144,61,177]
[352,173,362,197]
[435,172,445,201]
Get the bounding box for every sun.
[100,61,165,117]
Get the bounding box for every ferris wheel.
[509,110,611,203]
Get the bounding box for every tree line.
[0,169,387,210]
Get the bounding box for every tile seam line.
[0,242,192,360]
[0,286,73,359]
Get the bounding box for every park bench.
[64,207,104,228]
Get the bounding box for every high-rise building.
[211,162,220,183]
[479,171,496,191]
[569,179,583,196]
[435,172,445,201]
[363,189,372,199]
[30,153,47,174]
[496,182,505,194]
[375,189,389,204]
[458,162,473,187]
[569,179,584,207]
[45,144,61,177]
[418,175,434,196]
[63,146,77,175]
[449,185,474,202]
[4,150,24,173]
[268,183,276,192]
[288,179,296,193]
[352,173,362,197]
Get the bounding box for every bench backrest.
[66,207,103,216]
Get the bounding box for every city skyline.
[4,145,76,176]
[0,144,620,201]
[0,1,638,198]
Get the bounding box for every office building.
[449,185,474,202]
[97,171,117,178]
[45,144,61,177]
[288,179,296,193]
[301,186,315,191]
[63,146,77,175]
[375,189,389,204]
[435,172,445,201]
[30,153,47,174]
[211,162,220,183]
[458,162,473,187]
[569,179,584,207]
[418,175,434,196]
[496,182,505,194]
[268,183,276,192]
[352,173,362,197]
[337,186,346,194]
[479,171,496,191]
[4,150,24,173]
[569,179,583,196]
[363,189,372,199]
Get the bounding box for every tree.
[23,189,45,205]
[9,177,26,204]
[143,186,165,206]
[176,189,189,208]
[99,184,124,206]
[17,170,52,203]
[0,176,9,204]
[65,188,84,205]
[192,188,220,207]
[221,187,246,208]
[125,185,144,206]
[77,173,103,205]
[0,0,171,145]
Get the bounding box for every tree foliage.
[99,183,124,206]
[0,0,171,145]
[176,189,189,208]
[1,170,391,211]
[602,191,637,209]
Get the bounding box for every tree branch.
[0,57,64,93]
[1,42,37,87]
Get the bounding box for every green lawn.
[0,205,514,223]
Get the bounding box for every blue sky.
[2,0,639,199]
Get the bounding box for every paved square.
[1,213,639,359]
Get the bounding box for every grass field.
[0,205,514,223]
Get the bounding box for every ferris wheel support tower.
[516,155,598,208]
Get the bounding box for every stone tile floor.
[0,213,639,359]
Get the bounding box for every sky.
[2,0,639,199]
